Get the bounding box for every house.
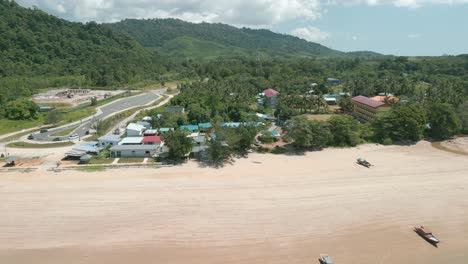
[180,125,199,132]
[98,134,121,148]
[137,121,151,130]
[126,123,146,137]
[191,145,210,160]
[158,127,174,134]
[110,145,160,158]
[142,136,163,146]
[263,88,279,109]
[143,129,158,136]
[324,97,337,105]
[351,95,391,122]
[167,106,185,113]
[65,142,100,159]
[119,137,143,145]
[327,78,340,86]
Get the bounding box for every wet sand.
[1,141,467,263]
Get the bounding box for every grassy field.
[0,115,45,136]
[302,114,337,121]
[7,141,74,149]
[77,165,106,172]
[50,127,76,137]
[88,157,115,165]
[118,157,145,164]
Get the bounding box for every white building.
[110,145,160,158]
[98,134,121,148]
[126,123,146,137]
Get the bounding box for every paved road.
[32,89,165,142]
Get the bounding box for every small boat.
[414,225,440,244]
[319,254,334,264]
[357,158,372,168]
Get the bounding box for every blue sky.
[16,0,468,56]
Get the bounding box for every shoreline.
[0,141,467,263]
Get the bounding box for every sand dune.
[0,141,467,264]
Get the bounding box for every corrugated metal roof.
[263,88,279,98]
[143,136,162,143]
[98,135,121,142]
[180,125,199,131]
[119,137,143,145]
[126,123,145,131]
[198,123,213,129]
[352,95,388,108]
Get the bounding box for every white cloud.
[291,26,331,43]
[16,0,321,26]
[352,35,358,40]
[408,33,422,38]
[326,0,468,8]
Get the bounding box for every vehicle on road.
[68,134,79,140]
[40,128,48,133]
[414,226,440,245]
[319,254,334,264]
[27,134,34,140]
[357,158,372,168]
[53,137,61,142]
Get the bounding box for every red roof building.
[263,88,279,98]
[142,136,162,145]
[351,95,391,122]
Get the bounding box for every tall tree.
[426,103,461,140]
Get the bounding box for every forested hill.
[0,0,168,90]
[106,18,344,59]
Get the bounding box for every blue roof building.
[198,123,213,129]
[180,125,199,131]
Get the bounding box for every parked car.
[68,134,79,140]
[27,134,34,140]
[53,137,61,142]
[40,128,48,133]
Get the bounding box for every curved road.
[32,89,165,142]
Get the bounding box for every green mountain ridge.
[0,0,168,88]
[106,18,351,59]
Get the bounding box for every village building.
[167,106,185,113]
[142,136,163,146]
[109,145,160,158]
[263,88,279,109]
[143,129,158,136]
[136,121,152,130]
[371,94,399,104]
[126,123,146,137]
[327,78,340,86]
[119,137,144,145]
[351,95,391,122]
[198,123,213,132]
[180,125,199,132]
[98,134,121,148]
[65,142,100,159]
[158,127,174,134]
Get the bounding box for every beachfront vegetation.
[164,131,193,163]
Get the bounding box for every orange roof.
[371,95,399,103]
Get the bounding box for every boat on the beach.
[357,158,372,168]
[318,254,334,264]
[414,225,440,244]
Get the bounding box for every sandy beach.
[1,141,467,264]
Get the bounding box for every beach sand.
[1,141,467,264]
